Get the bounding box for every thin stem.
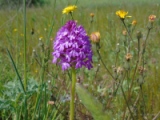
[70,67,76,120]
[40,64,46,117]
[23,0,27,92]
[16,8,19,68]
[138,38,140,58]
[140,85,146,117]
[142,28,151,55]
[152,111,160,120]
[106,72,126,109]
[115,52,119,67]
[75,0,79,5]
[122,20,133,52]
[127,59,139,99]
[128,28,151,100]
[94,63,100,79]
[142,28,151,69]
[70,12,74,20]
[96,44,114,79]
[120,86,134,120]
[23,0,27,119]
[88,15,94,33]
[6,49,25,94]
[44,82,47,117]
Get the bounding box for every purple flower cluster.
[52,20,92,70]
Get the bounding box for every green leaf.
[76,83,111,120]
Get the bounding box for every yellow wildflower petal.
[126,16,132,18]
[116,10,128,19]
[62,5,77,14]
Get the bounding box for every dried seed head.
[125,53,132,61]
[122,30,127,36]
[138,66,147,74]
[117,66,124,74]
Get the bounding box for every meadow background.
[0,0,160,119]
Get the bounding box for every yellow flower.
[90,32,101,43]
[62,5,77,14]
[13,28,18,32]
[116,10,128,19]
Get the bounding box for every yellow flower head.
[116,10,128,19]
[62,5,77,14]
[13,28,18,32]
[90,32,101,43]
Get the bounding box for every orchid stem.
[70,67,76,120]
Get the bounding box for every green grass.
[0,0,160,119]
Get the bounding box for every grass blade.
[76,83,111,120]
[6,49,25,94]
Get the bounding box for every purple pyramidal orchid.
[52,20,93,70]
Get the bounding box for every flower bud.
[90,32,100,43]
[148,15,156,22]
[90,13,94,17]
[132,20,137,26]
[136,31,142,39]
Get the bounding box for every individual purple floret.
[52,20,93,71]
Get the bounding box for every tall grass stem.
[23,0,27,119]
[6,49,25,94]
